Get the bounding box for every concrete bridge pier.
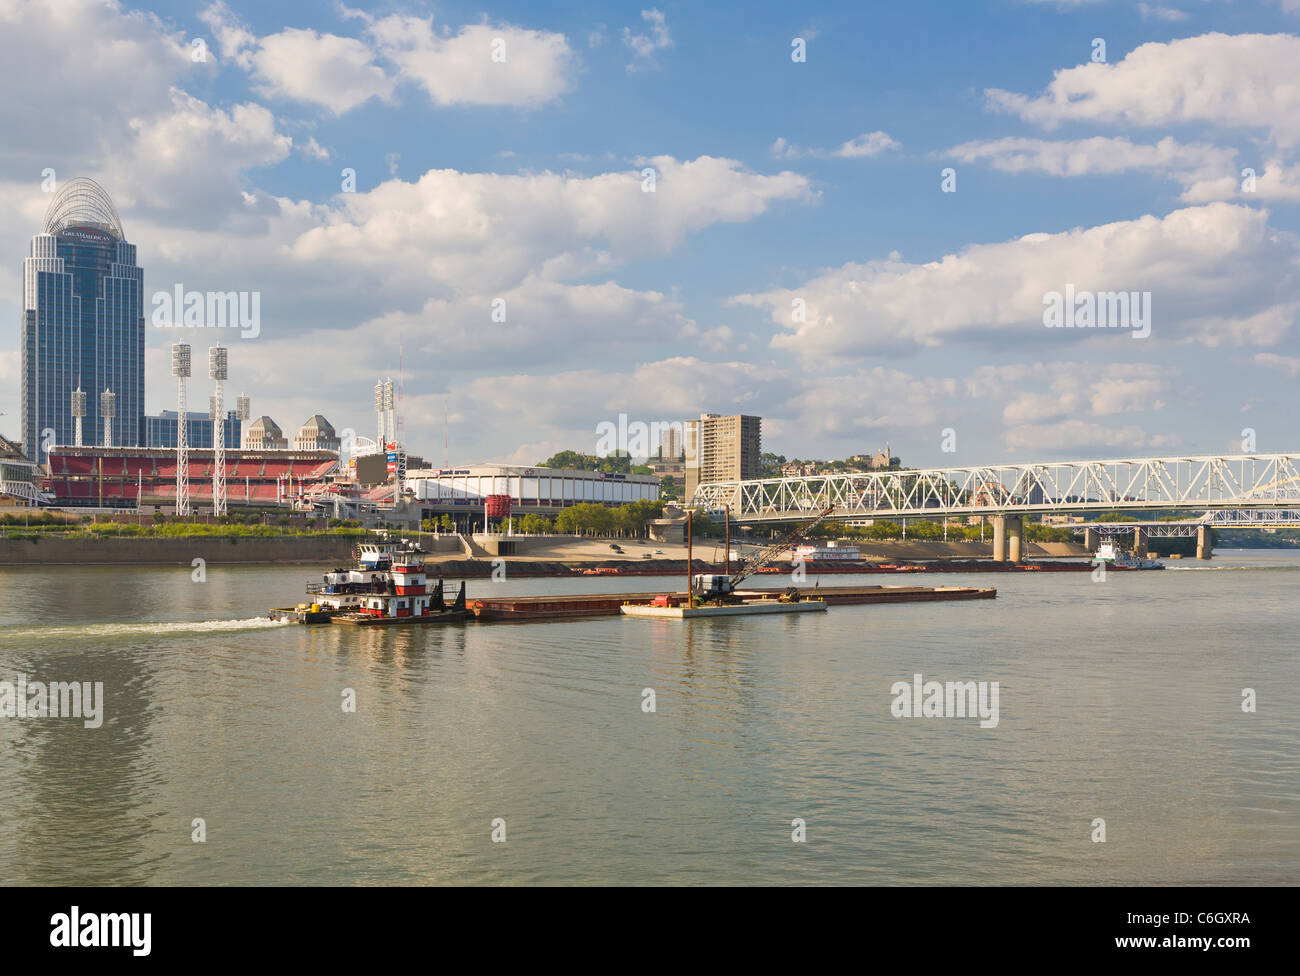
[1083,526,1100,553]
[1196,525,1213,560]
[992,515,1006,562]
[1133,527,1149,558]
[1007,515,1024,563]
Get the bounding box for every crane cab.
[693,574,735,598]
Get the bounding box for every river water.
[0,551,1296,885]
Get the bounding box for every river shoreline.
[0,533,1092,571]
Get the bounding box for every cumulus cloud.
[0,0,199,164]
[732,203,1300,360]
[287,155,814,296]
[200,2,394,114]
[368,15,576,106]
[986,33,1300,147]
[945,136,1238,202]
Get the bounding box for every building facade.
[407,464,659,522]
[244,416,287,450]
[21,179,144,461]
[293,415,341,452]
[0,434,40,505]
[144,410,241,450]
[683,413,762,501]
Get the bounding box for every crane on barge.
[655,505,838,608]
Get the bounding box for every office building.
[21,179,144,460]
[683,413,762,501]
[144,410,241,450]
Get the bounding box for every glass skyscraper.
[21,179,144,461]
[144,410,241,450]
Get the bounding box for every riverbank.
[0,532,1090,567]
[0,534,360,565]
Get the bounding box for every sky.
[3,0,1300,469]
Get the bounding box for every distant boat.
[1094,540,1164,570]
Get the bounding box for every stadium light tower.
[71,387,86,448]
[374,380,386,450]
[209,345,228,516]
[99,389,115,448]
[383,378,395,447]
[172,343,192,516]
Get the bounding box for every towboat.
[269,539,470,624]
[1093,540,1164,570]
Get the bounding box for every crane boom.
[728,506,836,589]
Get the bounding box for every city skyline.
[4,1,1300,469]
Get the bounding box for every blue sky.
[3,0,1300,467]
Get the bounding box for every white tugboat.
[270,538,469,624]
[1093,540,1164,570]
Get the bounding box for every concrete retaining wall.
[0,535,361,566]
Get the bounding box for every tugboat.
[269,537,469,625]
[1093,540,1164,570]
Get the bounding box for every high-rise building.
[683,413,762,501]
[660,425,683,460]
[21,179,144,462]
[144,410,241,450]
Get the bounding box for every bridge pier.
[1133,527,1149,558]
[1007,516,1024,563]
[1197,524,1213,560]
[992,515,1006,562]
[1083,526,1100,553]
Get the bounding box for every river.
[1,550,1296,885]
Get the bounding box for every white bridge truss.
[690,454,1300,523]
[1081,509,1300,537]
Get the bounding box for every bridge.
[688,453,1300,561]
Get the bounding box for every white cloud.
[965,362,1171,425]
[0,0,199,164]
[732,203,1300,360]
[772,131,900,160]
[200,3,395,114]
[112,89,292,219]
[986,33,1300,147]
[287,155,814,296]
[946,135,1237,201]
[1002,419,1179,455]
[1139,4,1188,22]
[622,8,672,72]
[369,15,575,106]
[1251,351,1300,377]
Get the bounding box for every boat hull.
[621,600,827,619]
[329,609,470,626]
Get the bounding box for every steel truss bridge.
[1079,509,1300,537]
[689,454,1300,523]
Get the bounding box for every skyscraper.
[21,178,144,461]
[683,413,762,501]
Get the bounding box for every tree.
[518,513,553,534]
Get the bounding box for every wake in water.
[0,617,291,641]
